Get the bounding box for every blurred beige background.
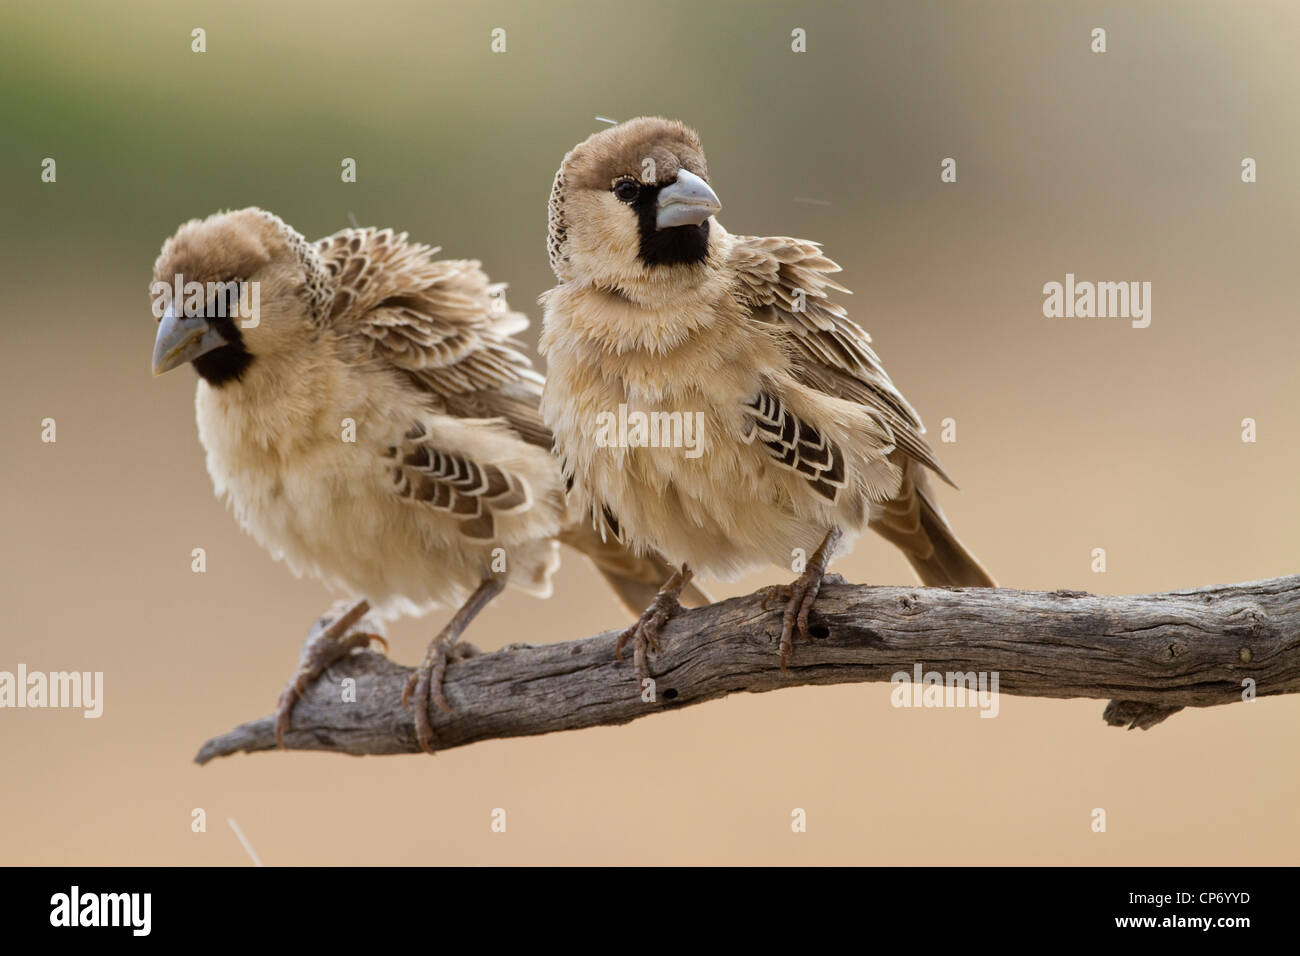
[1,0,1297,864]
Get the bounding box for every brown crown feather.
[547,117,709,281]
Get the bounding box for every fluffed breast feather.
[197,223,566,617]
[541,221,952,579]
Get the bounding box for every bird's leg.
[615,564,693,682]
[275,598,387,748]
[763,526,843,673]
[402,576,504,755]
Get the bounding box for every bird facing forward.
[539,118,995,672]
[151,207,702,752]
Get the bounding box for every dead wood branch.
[196,575,1299,762]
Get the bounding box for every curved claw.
[275,601,382,748]
[409,666,438,756]
[796,581,825,642]
[430,648,456,715]
[761,584,792,612]
[617,606,670,677]
[274,695,295,749]
[615,625,634,662]
[775,572,827,673]
[404,639,480,754]
[401,671,417,709]
[406,651,454,755]
[614,566,692,682]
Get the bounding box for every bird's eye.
[203,278,244,319]
[613,179,640,203]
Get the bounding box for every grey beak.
[655,169,721,229]
[152,304,229,376]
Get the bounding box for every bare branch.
[196,575,1300,763]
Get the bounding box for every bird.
[539,117,995,673]
[150,207,706,753]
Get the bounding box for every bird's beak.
[655,169,721,229]
[152,304,229,376]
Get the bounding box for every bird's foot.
[616,565,693,682]
[763,528,842,673]
[399,577,504,756]
[401,632,482,755]
[276,599,387,748]
[761,575,823,672]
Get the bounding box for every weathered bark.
[196,575,1299,762]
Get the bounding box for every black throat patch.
[634,184,710,267]
[191,316,254,387]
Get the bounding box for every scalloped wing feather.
[728,234,952,485]
[382,420,537,542]
[316,228,542,398]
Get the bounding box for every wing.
[728,235,952,485]
[316,228,553,449]
[740,390,847,501]
[383,420,535,542]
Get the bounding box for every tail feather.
[869,462,996,588]
[558,524,712,615]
